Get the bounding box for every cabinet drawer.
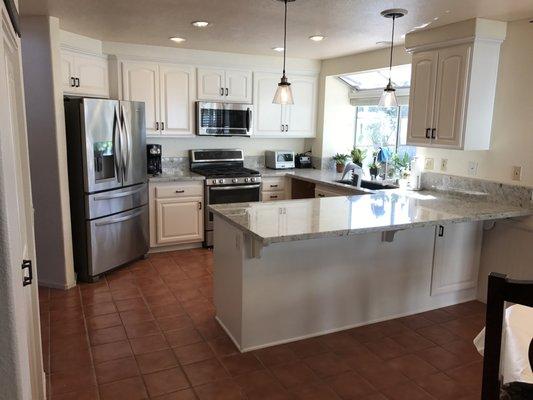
[262,191,286,202]
[262,177,286,191]
[154,183,203,199]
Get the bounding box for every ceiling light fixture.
[309,35,326,41]
[379,8,407,107]
[191,21,209,28]
[273,0,295,105]
[272,47,285,52]
[169,37,186,43]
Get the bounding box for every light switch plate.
[512,166,522,181]
[468,161,478,176]
[424,158,434,170]
[440,159,448,172]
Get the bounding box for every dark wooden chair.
[482,272,533,399]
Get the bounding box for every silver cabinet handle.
[93,185,145,200]
[95,209,144,226]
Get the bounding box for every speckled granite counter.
[209,190,533,245]
[148,171,205,183]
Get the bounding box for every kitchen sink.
[335,179,398,190]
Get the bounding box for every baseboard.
[149,242,203,253]
[37,278,76,290]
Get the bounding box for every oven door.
[197,102,252,136]
[205,184,260,230]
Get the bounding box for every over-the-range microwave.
[196,101,253,137]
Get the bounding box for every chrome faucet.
[341,162,364,188]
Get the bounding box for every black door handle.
[425,128,431,139]
[161,122,165,131]
[431,128,436,139]
[225,88,229,96]
[438,225,444,237]
[70,77,76,87]
[22,259,33,286]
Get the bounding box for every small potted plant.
[368,161,380,179]
[350,147,367,167]
[333,153,349,173]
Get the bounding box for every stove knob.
[250,177,255,182]
[232,178,238,183]
[244,178,249,183]
[212,179,217,185]
[218,179,224,184]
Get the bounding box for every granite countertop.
[148,171,205,182]
[209,190,533,245]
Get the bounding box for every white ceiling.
[20,0,533,60]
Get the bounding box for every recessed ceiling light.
[191,21,209,28]
[272,47,284,52]
[309,35,326,42]
[170,37,186,43]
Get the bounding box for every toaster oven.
[265,151,295,169]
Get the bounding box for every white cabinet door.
[159,64,195,136]
[197,68,225,100]
[225,69,252,103]
[432,44,471,148]
[284,75,317,137]
[253,72,283,136]
[60,51,76,92]
[407,51,438,146]
[74,53,109,97]
[431,222,482,296]
[122,61,160,135]
[155,197,203,245]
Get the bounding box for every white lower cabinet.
[149,182,204,248]
[431,221,482,295]
[261,177,288,202]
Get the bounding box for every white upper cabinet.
[254,72,317,138]
[121,60,195,137]
[405,18,506,150]
[197,67,252,103]
[61,49,109,97]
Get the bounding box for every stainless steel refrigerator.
[64,97,148,282]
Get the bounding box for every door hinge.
[22,259,33,286]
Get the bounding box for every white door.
[406,51,438,145]
[253,73,283,136]
[159,64,195,136]
[122,61,160,135]
[0,16,44,399]
[197,67,225,100]
[432,44,471,148]
[155,198,203,244]
[74,53,109,97]
[60,50,76,92]
[431,222,482,295]
[225,69,252,103]
[284,75,317,137]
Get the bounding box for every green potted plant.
[350,148,367,167]
[332,153,350,173]
[368,161,380,179]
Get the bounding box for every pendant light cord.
[283,0,288,76]
[388,14,396,81]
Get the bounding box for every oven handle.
[246,108,251,132]
[210,184,261,191]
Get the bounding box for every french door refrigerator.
[64,97,148,282]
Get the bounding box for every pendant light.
[379,9,407,107]
[273,0,295,105]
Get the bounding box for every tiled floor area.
[39,248,485,400]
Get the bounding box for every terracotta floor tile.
[208,335,239,357]
[94,355,140,384]
[152,388,197,400]
[364,337,408,361]
[416,346,465,371]
[86,313,122,331]
[386,353,438,379]
[290,382,339,400]
[146,293,179,306]
[50,333,89,354]
[174,341,215,365]
[253,345,298,367]
[183,358,229,386]
[326,371,376,399]
[288,338,329,358]
[136,348,179,374]
[398,314,435,330]
[380,381,435,400]
[337,348,383,372]
[125,320,161,338]
[418,309,456,324]
[194,378,244,400]
[196,320,225,340]
[114,297,148,312]
[50,366,97,395]
[220,353,264,376]
[119,309,155,325]
[233,370,281,393]
[111,287,141,301]
[165,326,204,347]
[158,314,194,332]
[318,332,361,353]
[303,352,351,378]
[415,372,473,400]
[151,303,187,318]
[143,367,190,397]
[390,331,435,352]
[50,347,92,373]
[91,340,133,364]
[89,325,127,346]
[52,386,99,400]
[440,319,481,342]
[355,363,409,390]
[440,339,482,365]
[270,361,320,388]
[445,361,483,393]
[84,302,117,318]
[130,333,169,355]
[81,291,113,305]
[99,376,148,400]
[50,319,86,338]
[416,324,461,346]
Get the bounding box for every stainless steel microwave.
[196,101,253,136]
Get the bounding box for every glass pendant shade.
[273,76,294,104]
[379,80,398,107]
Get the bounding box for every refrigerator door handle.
[120,105,132,182]
[113,105,123,182]
[94,209,144,226]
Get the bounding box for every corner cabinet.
[405,19,506,150]
[121,60,195,137]
[197,67,252,103]
[149,181,204,248]
[60,49,109,97]
[253,72,317,138]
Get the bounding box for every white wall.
[417,18,533,187]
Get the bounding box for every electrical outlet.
[440,158,448,172]
[424,158,434,170]
[468,161,478,176]
[512,166,522,181]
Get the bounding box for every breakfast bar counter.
[209,190,532,352]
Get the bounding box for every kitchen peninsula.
[209,189,532,351]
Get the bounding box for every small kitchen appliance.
[196,101,253,136]
[295,153,313,169]
[190,149,261,247]
[147,144,162,175]
[265,150,295,169]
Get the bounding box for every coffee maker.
[147,144,162,175]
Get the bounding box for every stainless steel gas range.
[189,149,261,247]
